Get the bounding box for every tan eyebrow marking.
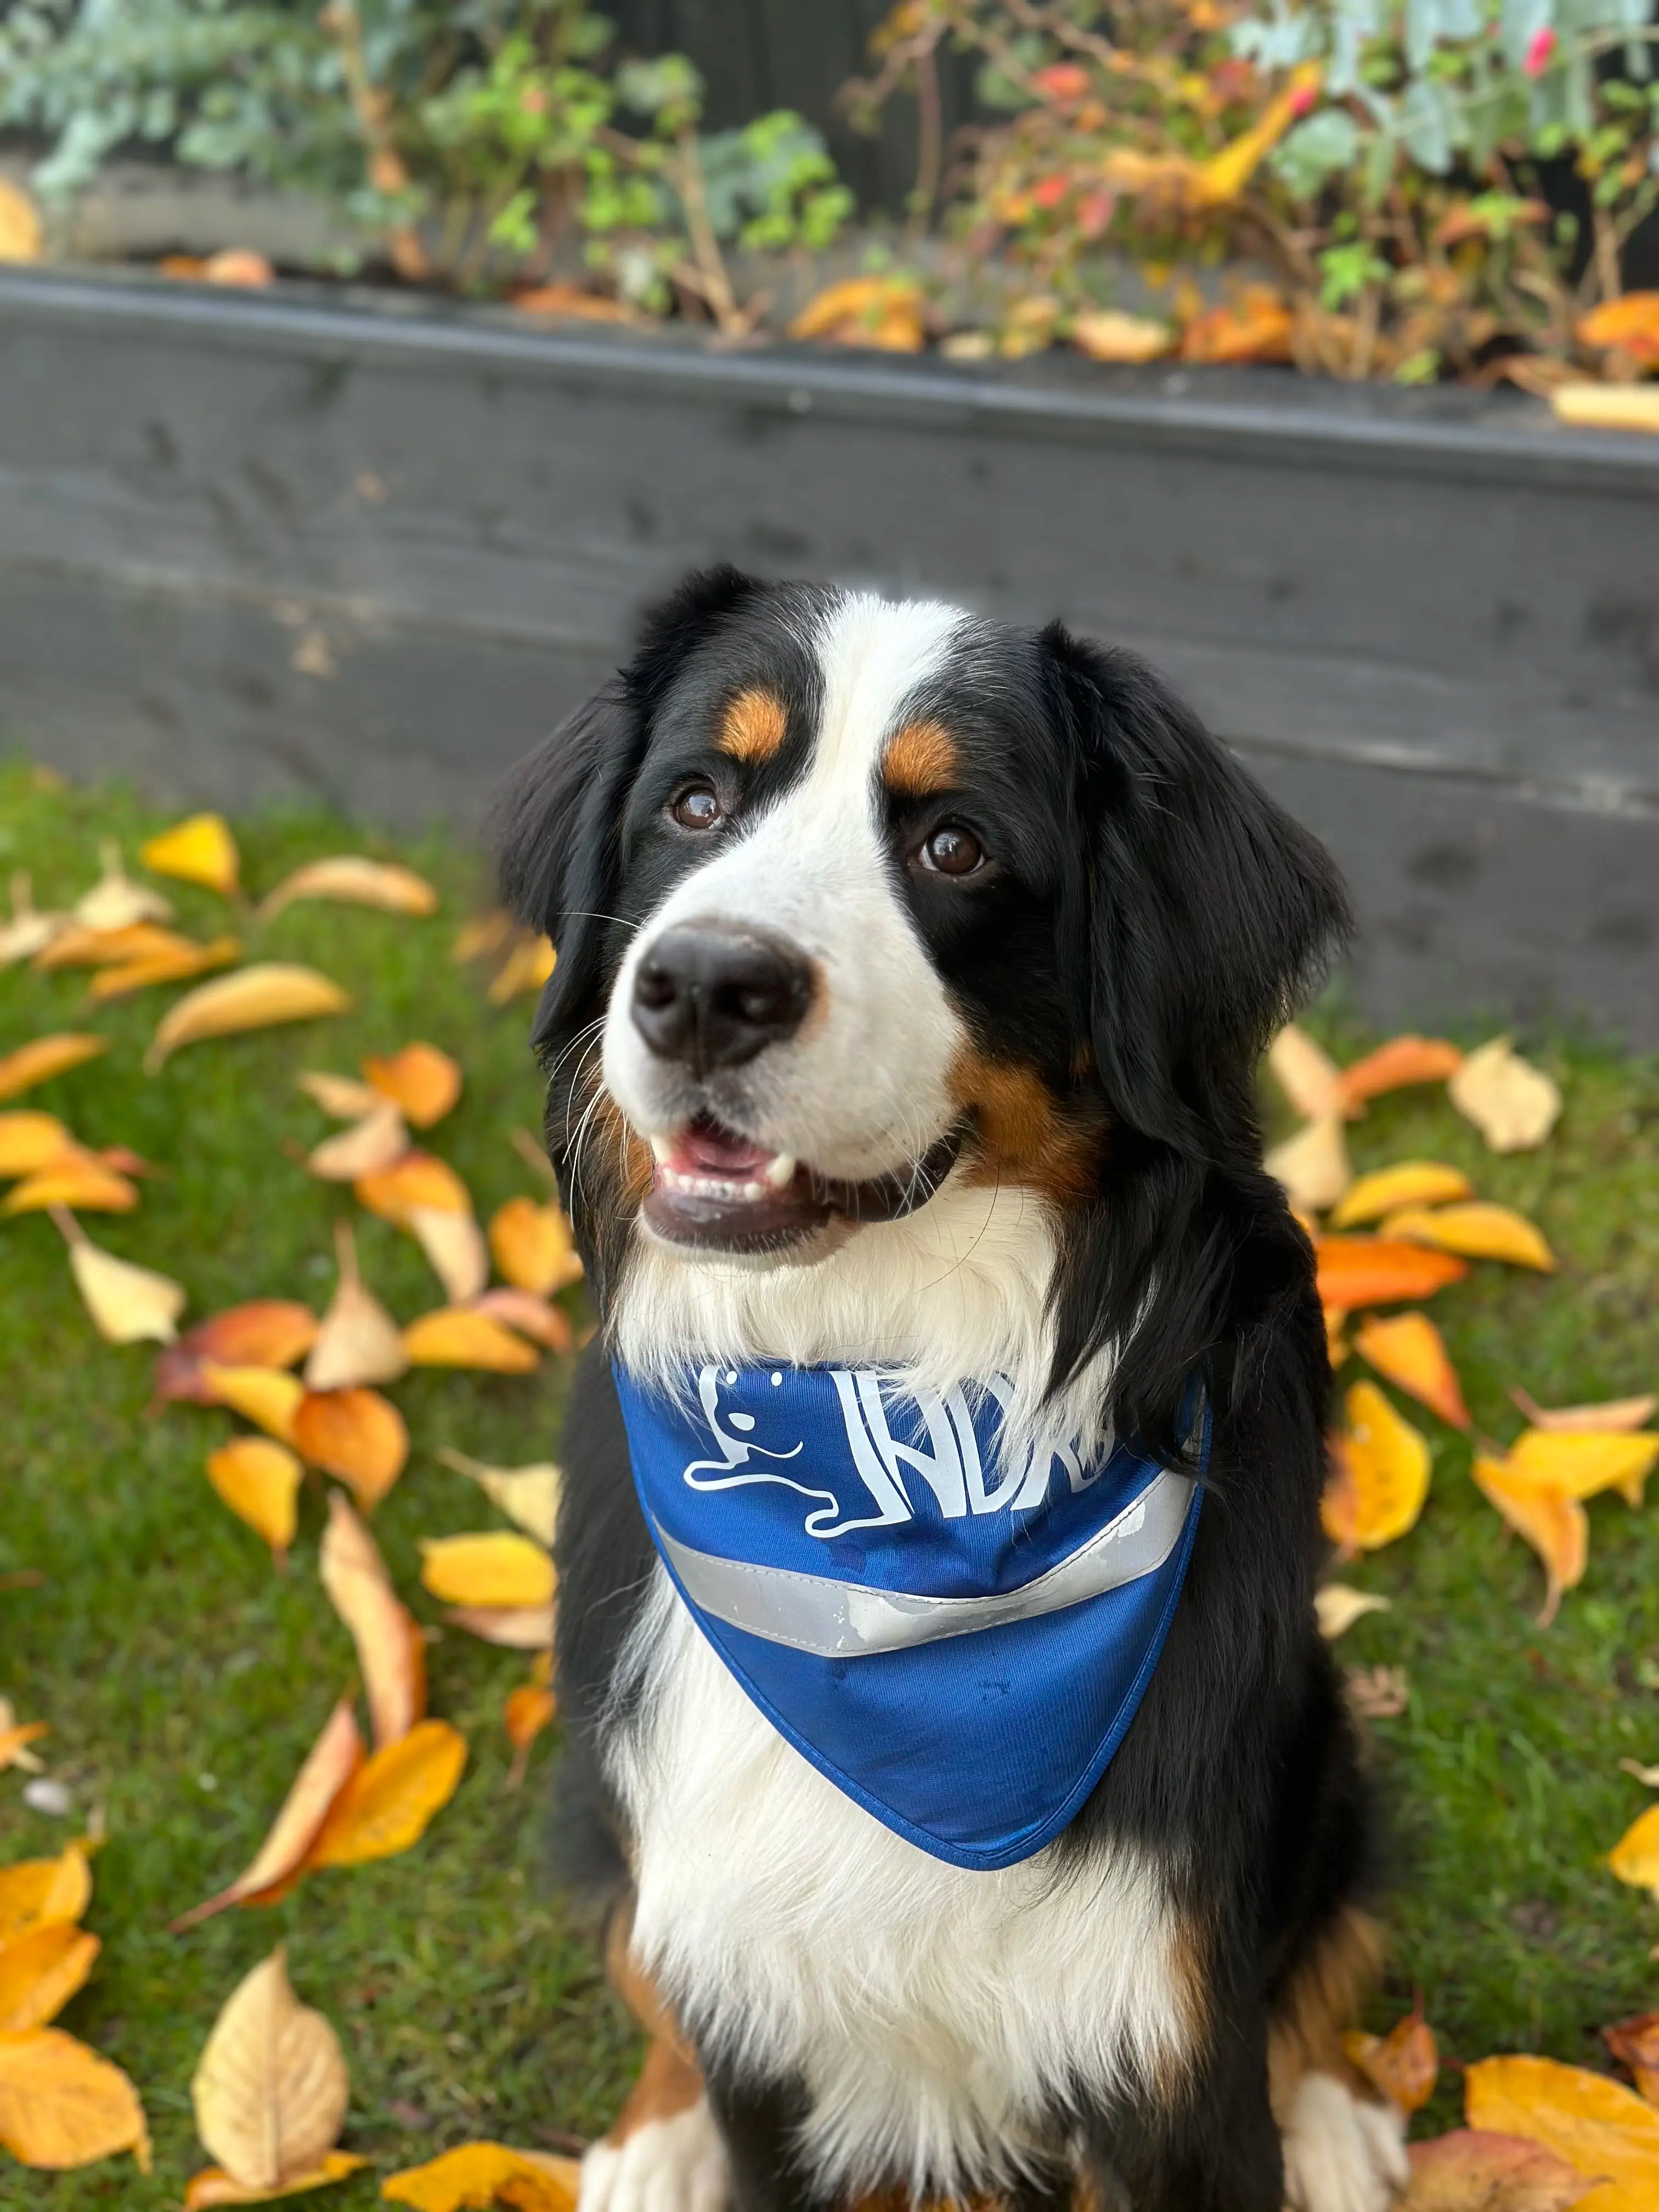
[716,688,789,763]
[882,719,961,797]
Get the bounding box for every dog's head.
[495,569,1348,1442]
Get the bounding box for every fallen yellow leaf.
[1314,1584,1392,1639]
[420,1533,555,1609]
[140,814,240,897]
[0,1922,100,2032]
[0,1846,91,1945]
[1511,1390,1657,1436]
[1466,2053,1659,2210]
[199,1364,305,1446]
[1331,1162,1473,1229]
[146,965,352,1071]
[48,1206,186,1343]
[410,1207,490,1304]
[1264,1115,1350,1215]
[402,1308,540,1374]
[74,842,172,930]
[319,1492,423,1751]
[0,1111,71,1176]
[474,1288,572,1353]
[36,921,191,972]
[306,1720,467,1867]
[1403,2128,1599,2210]
[1267,1024,1344,1119]
[172,1699,363,1931]
[0,2025,150,2170]
[487,933,555,1003]
[0,872,61,967]
[1333,1034,1464,1114]
[354,1152,472,1224]
[191,1947,349,2194]
[1507,1431,1659,1508]
[1381,1202,1555,1271]
[381,2139,578,2210]
[86,935,241,1002]
[206,1440,303,1564]
[1449,1040,1562,1153]
[1472,1455,1587,1627]
[306,1102,408,1182]
[439,1451,561,1547]
[303,1222,408,1392]
[1609,1804,1659,1898]
[443,1604,554,1649]
[1354,1312,1471,1431]
[451,911,513,966]
[1322,1381,1431,1553]
[488,1196,584,1296]
[0,1034,107,1104]
[4,1156,138,1215]
[259,857,438,922]
[297,1071,381,1120]
[292,1389,409,1511]
[362,1043,461,1129]
[184,2150,370,2205]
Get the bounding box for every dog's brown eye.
[672,783,723,831]
[919,824,984,877]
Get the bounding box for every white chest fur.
[606,1571,1197,2201]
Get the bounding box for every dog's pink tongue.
[674,1118,775,1177]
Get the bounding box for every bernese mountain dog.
[493,568,1408,2212]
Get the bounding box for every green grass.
[1,758,1657,2202]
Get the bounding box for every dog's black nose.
[632,924,814,1073]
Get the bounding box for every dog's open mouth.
[643,1114,963,1250]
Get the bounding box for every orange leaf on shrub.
[1315,1237,1468,1310]
[291,1389,408,1511]
[1333,1035,1463,1113]
[1178,285,1293,364]
[305,1719,467,1867]
[1354,1312,1470,1429]
[788,276,926,352]
[1472,1456,1586,1627]
[1577,291,1659,364]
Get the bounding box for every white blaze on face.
[603,592,972,1183]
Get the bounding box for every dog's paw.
[1281,2070,1409,2212]
[580,2096,730,2212]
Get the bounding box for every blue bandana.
[616,1362,1206,1871]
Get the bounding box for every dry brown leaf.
[1510,1390,1657,1436]
[1602,2014,1659,2106]
[410,1206,490,1304]
[1448,1041,1562,1153]
[0,2026,150,2170]
[1265,1115,1350,1215]
[1354,1312,1471,1431]
[306,1102,408,1183]
[1314,1584,1392,1639]
[402,1308,540,1374]
[206,1440,303,1565]
[1331,1163,1473,1229]
[488,1197,584,1295]
[1551,382,1659,435]
[0,176,43,263]
[0,1111,71,1175]
[296,1073,381,1120]
[0,1922,100,2032]
[381,2139,578,2209]
[1321,1381,1432,1553]
[4,1155,138,1215]
[319,1492,422,1751]
[304,1719,467,1867]
[1070,309,1174,362]
[420,1533,555,1609]
[87,935,241,1001]
[183,2150,370,2205]
[1269,1027,1345,1119]
[50,1207,187,1344]
[146,965,351,1072]
[1402,2128,1599,2210]
[291,1389,408,1512]
[74,842,172,930]
[303,1223,408,1392]
[354,1153,471,1224]
[140,815,240,897]
[0,1034,107,1104]
[153,1302,318,1407]
[1346,2000,1438,2114]
[1334,1035,1464,1113]
[1472,1455,1587,1628]
[0,1845,92,1944]
[258,857,437,922]
[1465,2054,1659,2210]
[439,1450,561,1547]
[473,1288,573,1354]
[191,1947,349,2193]
[443,1604,555,1649]
[199,1364,305,1445]
[1381,1203,1555,1272]
[362,1044,461,1128]
[171,1698,363,1931]
[1506,1431,1659,1507]
[1315,1236,1469,1310]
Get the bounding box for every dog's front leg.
[580,1912,730,2212]
[701,2063,822,2212]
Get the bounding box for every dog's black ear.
[488,566,765,1047]
[1045,623,1350,1160]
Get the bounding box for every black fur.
[496,572,1371,2212]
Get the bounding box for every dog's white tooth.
[762,1152,796,1190]
[740,1181,764,1201]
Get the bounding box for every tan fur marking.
[603,1905,706,2144]
[717,687,789,764]
[1267,1906,1386,2120]
[948,1047,1102,1205]
[882,719,961,796]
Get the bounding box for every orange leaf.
[257,856,437,922]
[1577,291,1659,364]
[473,1289,573,1355]
[0,1923,99,2032]
[153,1303,318,1408]
[1178,286,1294,364]
[1345,1999,1437,2114]
[86,936,240,1001]
[1189,61,1322,203]
[444,1604,555,1649]
[1353,1313,1470,1430]
[319,1491,423,1750]
[0,1846,91,1945]
[410,1207,490,1304]
[788,276,926,352]
[511,283,634,323]
[1506,1431,1659,1507]
[144,964,351,1071]
[1381,1202,1555,1271]
[291,1390,408,1512]
[362,1043,461,1128]
[402,1308,540,1374]
[1404,2129,1599,2210]
[1330,1161,1472,1229]
[487,933,555,1003]
[3,1156,137,1215]
[0,2027,150,2170]
[354,1152,471,1226]
[304,1719,467,1868]
[1322,1381,1431,1551]
[488,1197,584,1296]
[0,1034,106,1103]
[0,1110,71,1175]
[1315,1237,1468,1310]
[306,1103,408,1183]
[420,1533,555,1610]
[1511,1390,1657,1436]
[381,2140,578,2209]
[0,1719,49,1773]
[1333,1035,1463,1113]
[1603,2014,1659,2106]
[1472,1456,1587,1628]
[206,1440,303,1564]
[504,1683,558,1788]
[35,921,190,972]
[1465,2054,1659,2210]
[183,2152,370,2205]
[198,1364,304,1446]
[171,1697,363,1929]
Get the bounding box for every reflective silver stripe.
[653,1470,1196,1658]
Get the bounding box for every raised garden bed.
[1,263,1655,1040]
